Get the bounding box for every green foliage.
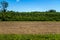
[47,10,56,12]
[0,34,60,40]
[0,11,60,21]
[0,1,8,21]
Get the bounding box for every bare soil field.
[0,21,60,34]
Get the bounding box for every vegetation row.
[0,11,60,21]
[0,34,60,40]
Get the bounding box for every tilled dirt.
[0,21,60,34]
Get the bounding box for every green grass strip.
[0,34,60,40]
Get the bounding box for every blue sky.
[0,0,60,12]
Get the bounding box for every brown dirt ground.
[0,21,60,34]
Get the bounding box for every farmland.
[0,11,60,40]
[0,21,60,34]
[0,21,60,40]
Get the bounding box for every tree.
[0,1,8,21]
[0,1,8,12]
[48,9,56,12]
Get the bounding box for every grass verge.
[0,34,60,40]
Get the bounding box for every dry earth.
[0,21,60,34]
